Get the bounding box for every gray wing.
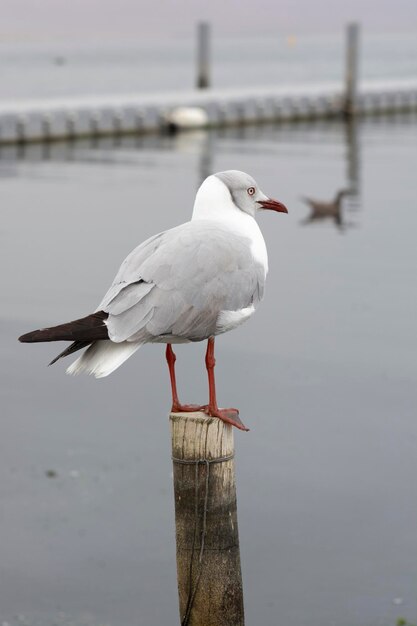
[98,231,165,310]
[99,221,265,343]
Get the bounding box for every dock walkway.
[1,79,416,145]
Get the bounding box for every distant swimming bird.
[301,189,350,230]
[19,170,288,431]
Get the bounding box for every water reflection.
[0,114,365,225]
[345,117,360,197]
[300,115,361,232]
[1,113,414,192]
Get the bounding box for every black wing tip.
[18,331,37,343]
[48,353,59,366]
[49,340,91,366]
[18,311,108,345]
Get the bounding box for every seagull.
[301,189,350,230]
[19,170,288,431]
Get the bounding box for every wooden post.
[196,22,211,89]
[170,412,244,626]
[344,22,360,117]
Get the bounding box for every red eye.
[247,187,255,196]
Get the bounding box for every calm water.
[1,32,417,100]
[0,115,416,626]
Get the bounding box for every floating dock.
[0,79,416,145]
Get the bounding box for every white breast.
[192,175,269,276]
[245,217,268,275]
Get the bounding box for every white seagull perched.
[19,170,288,431]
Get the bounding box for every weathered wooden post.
[196,22,211,89]
[344,22,360,117]
[170,411,244,626]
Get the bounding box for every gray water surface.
[0,33,416,101]
[0,116,416,626]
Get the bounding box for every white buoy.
[163,107,209,133]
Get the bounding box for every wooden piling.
[196,22,211,89]
[170,411,244,626]
[344,22,360,117]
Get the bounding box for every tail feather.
[19,311,108,343]
[48,340,91,366]
[66,340,142,378]
[301,196,314,208]
[20,311,142,377]
[19,311,109,343]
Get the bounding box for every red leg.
[165,344,206,413]
[204,337,249,431]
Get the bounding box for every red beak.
[257,198,288,213]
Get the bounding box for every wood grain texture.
[170,412,244,626]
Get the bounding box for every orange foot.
[171,403,208,413]
[205,406,249,431]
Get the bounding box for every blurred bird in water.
[301,189,352,232]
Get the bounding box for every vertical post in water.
[170,412,244,626]
[196,21,211,89]
[344,22,360,117]
[345,114,360,196]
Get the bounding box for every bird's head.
[193,170,288,220]
[335,189,350,203]
[216,170,288,217]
